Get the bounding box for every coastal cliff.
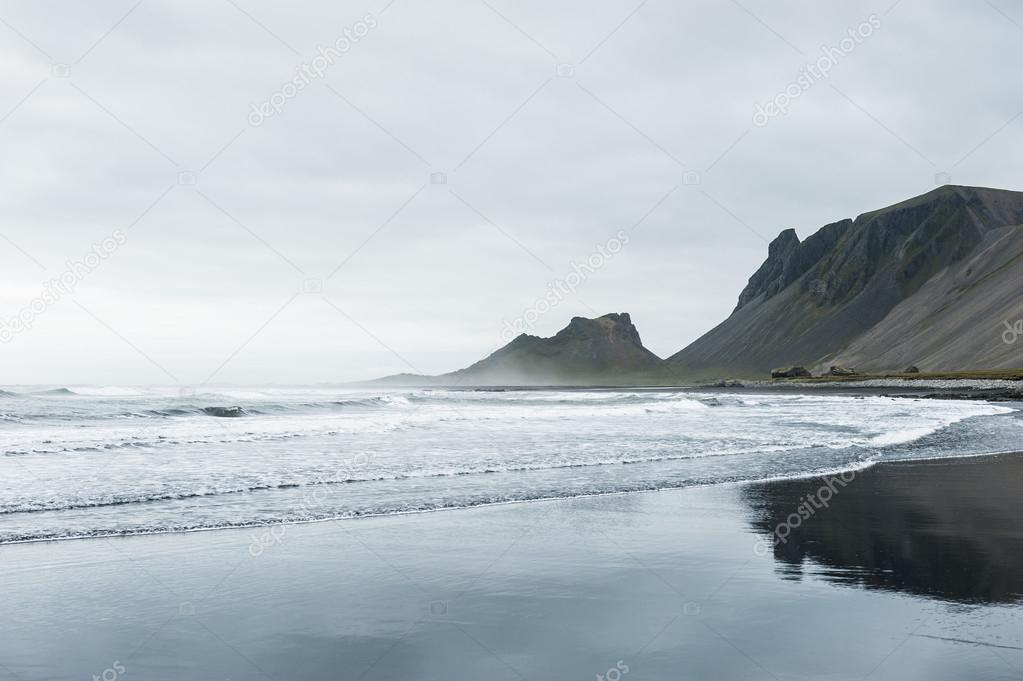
[668,185,1023,376]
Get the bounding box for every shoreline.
[361,381,1023,402]
[8,445,1021,549]
[6,448,1023,680]
[0,460,883,547]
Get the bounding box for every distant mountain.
[668,185,1023,376]
[368,185,1023,386]
[371,313,664,386]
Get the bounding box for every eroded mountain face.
[670,185,1023,376]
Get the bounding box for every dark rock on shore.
[903,365,920,373]
[708,378,745,388]
[202,406,247,417]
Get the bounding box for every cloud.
[0,0,1020,383]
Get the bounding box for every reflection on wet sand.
[743,454,1023,604]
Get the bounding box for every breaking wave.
[0,385,1016,543]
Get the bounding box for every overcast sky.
[1,0,1021,385]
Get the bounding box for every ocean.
[1,386,1017,544]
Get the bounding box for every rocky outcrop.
[447,313,663,385]
[735,221,851,311]
[708,378,745,387]
[903,365,920,374]
[771,366,811,378]
[669,185,1023,377]
[202,406,248,417]
[372,313,664,386]
[828,366,856,376]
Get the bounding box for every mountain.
[668,185,1023,376]
[372,313,664,386]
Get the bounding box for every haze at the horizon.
[1,0,1021,385]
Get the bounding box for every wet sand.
[4,454,1023,680]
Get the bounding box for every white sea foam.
[0,386,1015,543]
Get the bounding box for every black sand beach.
[5,454,1023,680]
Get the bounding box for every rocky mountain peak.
[735,221,850,311]
[439,313,662,385]
[560,313,644,346]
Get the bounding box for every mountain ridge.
[668,184,1023,377]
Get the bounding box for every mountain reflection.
[742,455,1023,604]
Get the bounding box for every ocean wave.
[0,481,307,514]
[2,430,316,457]
[0,458,889,545]
[0,442,871,515]
[0,388,1015,545]
[0,389,724,424]
[2,392,1009,458]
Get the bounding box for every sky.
[0,0,1021,385]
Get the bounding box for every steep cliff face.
[734,220,851,311]
[669,185,1023,376]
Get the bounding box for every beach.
[4,2,1020,679]
[4,453,1023,681]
